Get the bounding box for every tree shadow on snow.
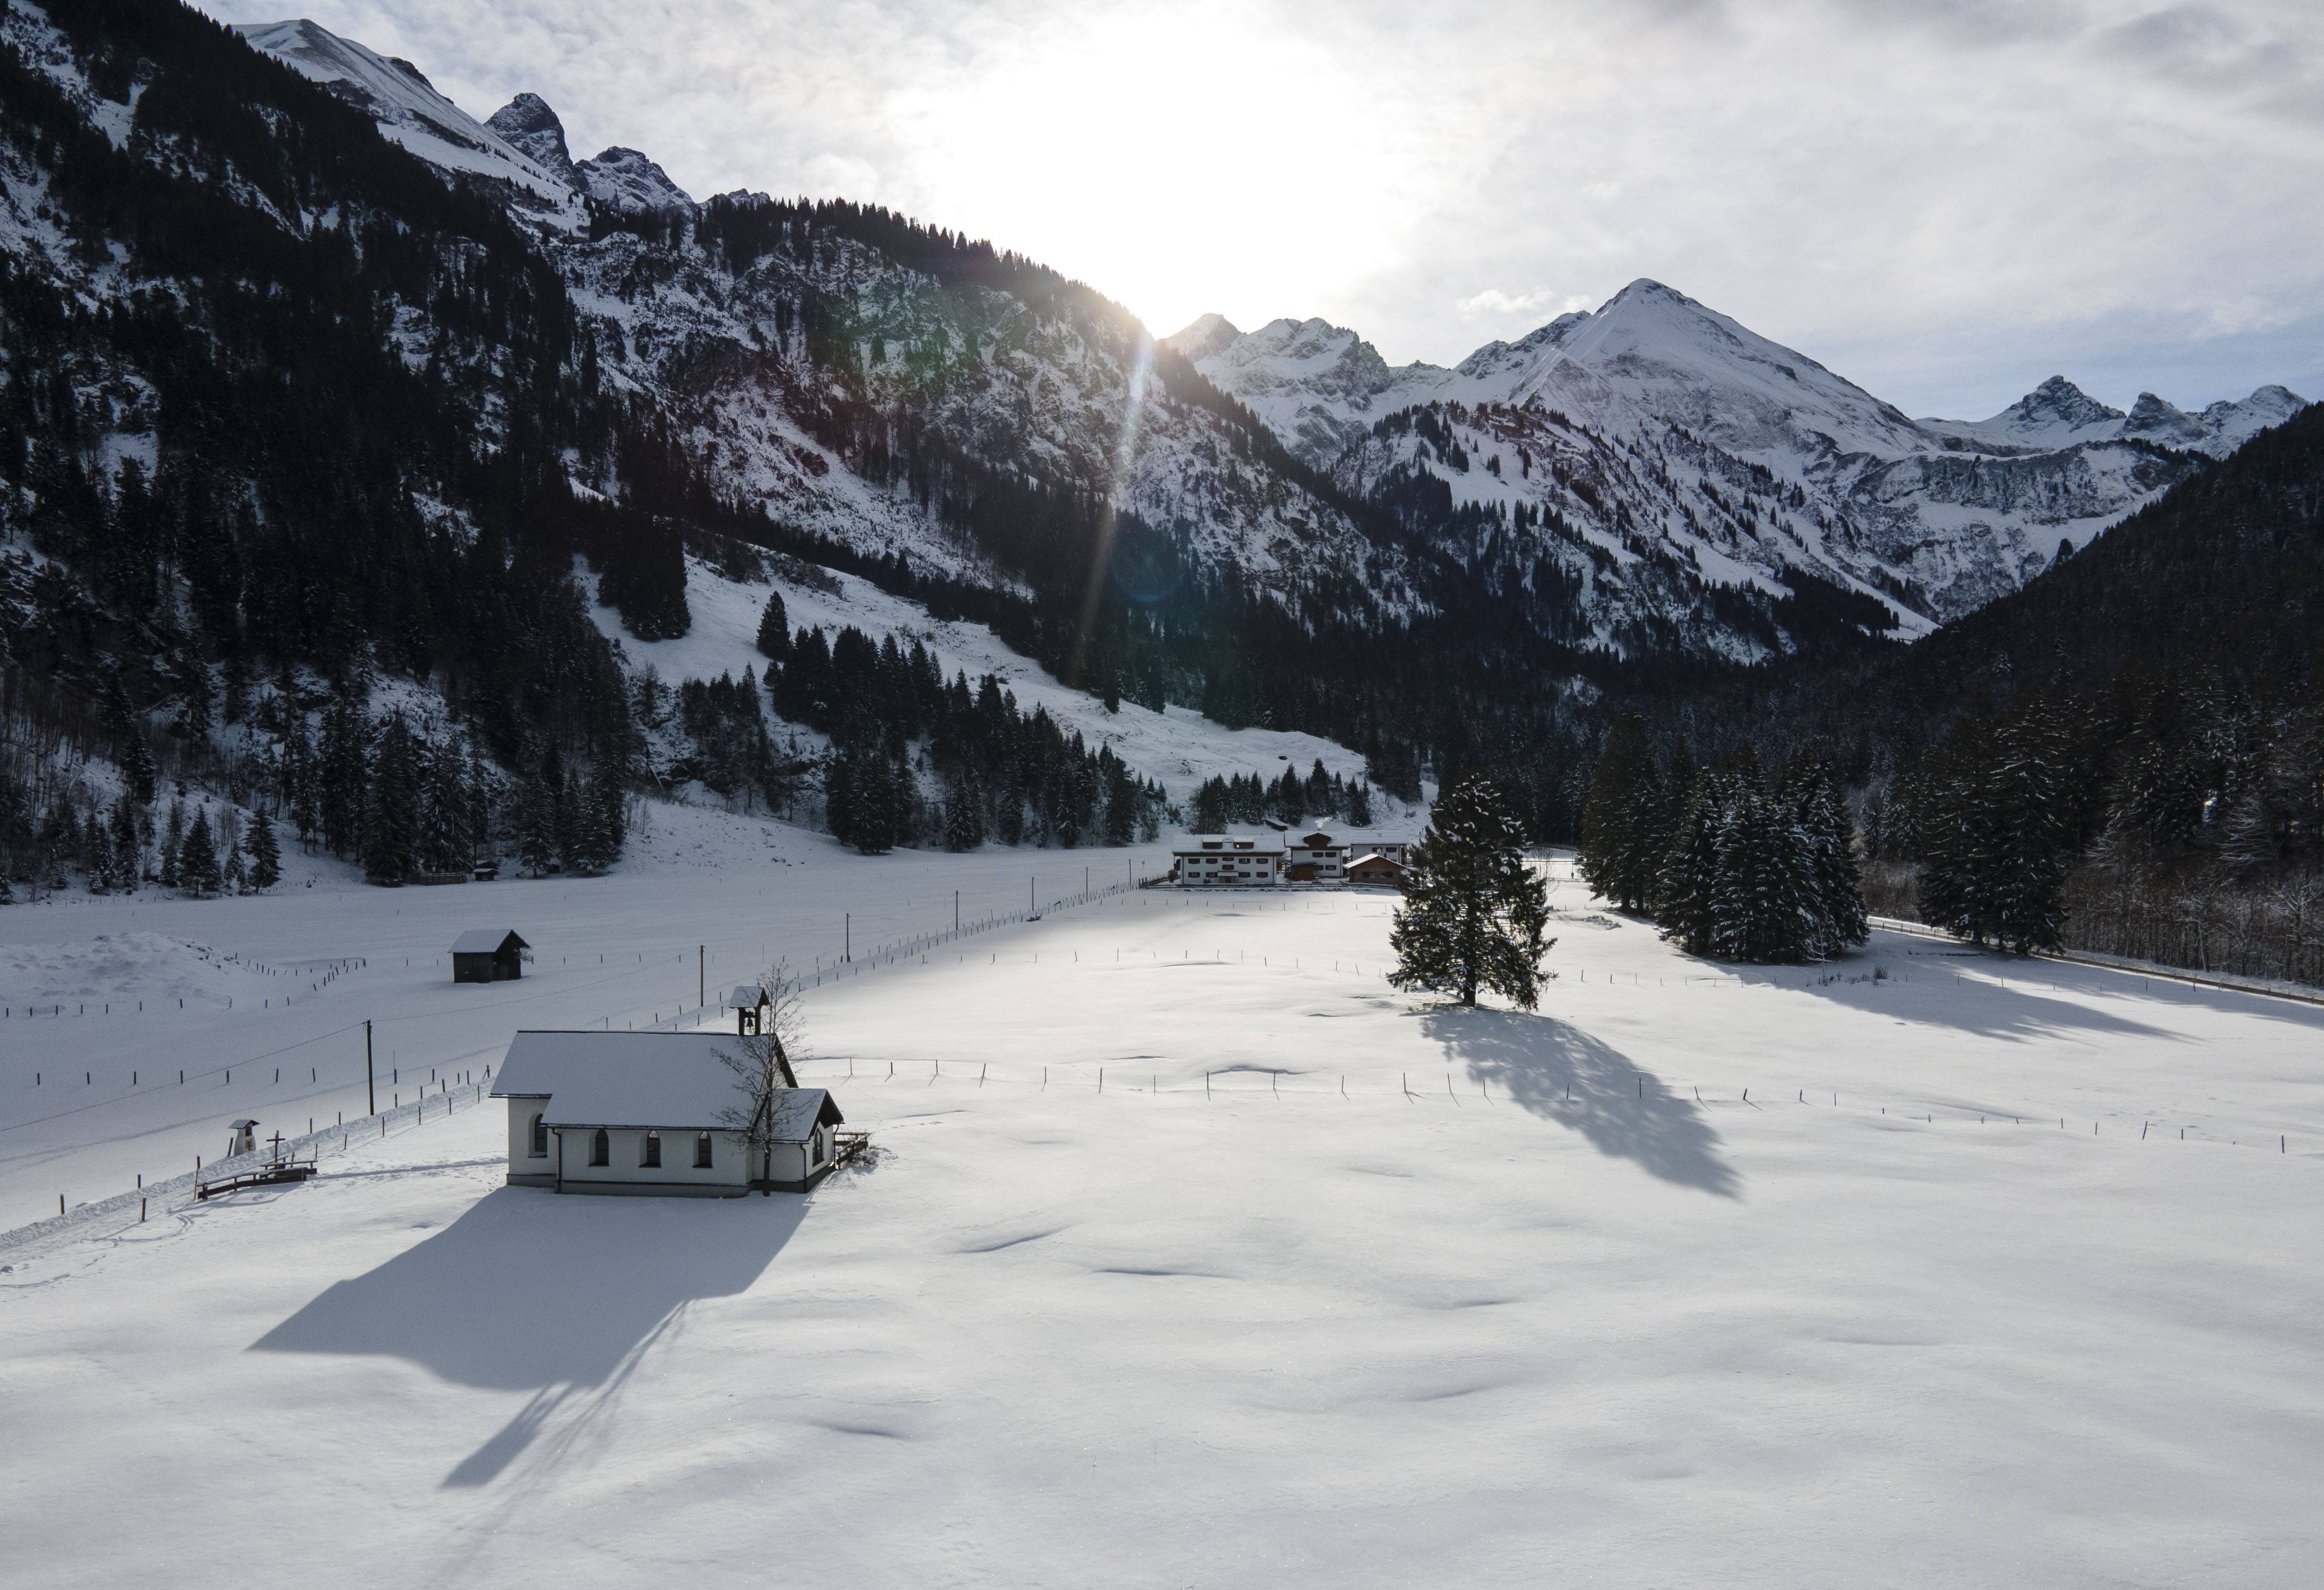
[250,1188,802,1487]
[1422,1007,1741,1199]
[1732,941,2186,1047]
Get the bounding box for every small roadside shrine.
[490,1030,853,1197]
[451,929,529,983]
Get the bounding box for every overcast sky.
[210,0,2324,418]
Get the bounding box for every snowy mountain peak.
[576,146,694,214]
[1162,313,1242,363]
[1925,375,2127,450]
[485,93,577,185]
[236,20,578,210]
[2013,376,2123,429]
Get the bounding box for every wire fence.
[784,1054,2312,1161]
[0,1075,494,1259]
[12,890,2319,1251]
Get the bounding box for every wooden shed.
[1346,853,1407,887]
[451,929,530,983]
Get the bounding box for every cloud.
[1455,288,1593,321]
[202,0,2324,418]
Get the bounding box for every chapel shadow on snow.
[1423,1007,1740,1198]
[251,1187,803,1487]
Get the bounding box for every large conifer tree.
[755,589,790,661]
[245,812,282,890]
[1388,775,1555,1008]
[178,808,222,896]
[362,713,422,884]
[1579,712,1663,911]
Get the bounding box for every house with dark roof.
[450,929,529,983]
[490,1030,845,1197]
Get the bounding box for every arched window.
[694,1132,713,1169]
[590,1129,609,1166]
[529,1114,547,1157]
[641,1130,662,1169]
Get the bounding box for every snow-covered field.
[0,798,1216,1219]
[5,855,2322,1587]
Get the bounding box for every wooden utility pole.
[364,1020,375,1116]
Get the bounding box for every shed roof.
[490,1030,837,1136]
[451,929,528,955]
[1348,853,1405,871]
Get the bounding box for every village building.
[1346,852,1409,887]
[1285,829,1346,883]
[491,1031,845,1197]
[450,929,529,983]
[1171,836,1285,887]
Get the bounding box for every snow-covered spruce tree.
[98,673,157,806]
[1982,699,2072,952]
[1916,703,2072,953]
[419,739,472,875]
[944,776,985,851]
[562,762,619,876]
[159,801,184,889]
[1780,749,1868,957]
[245,813,281,890]
[755,589,790,662]
[317,685,371,861]
[1705,781,1816,962]
[517,750,566,878]
[1388,775,1555,1008]
[361,714,422,885]
[178,808,222,896]
[1579,712,1664,911]
[1652,768,1730,955]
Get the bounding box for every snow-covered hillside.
[602,557,1388,805]
[1171,283,2309,622]
[5,862,2321,1585]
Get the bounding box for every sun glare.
[894,6,1428,335]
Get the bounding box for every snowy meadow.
[4,846,2322,1588]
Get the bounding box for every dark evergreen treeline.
[1579,714,1867,963]
[1187,764,1374,831]
[1638,403,2324,981]
[1855,679,2324,977]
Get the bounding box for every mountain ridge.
[1168,284,2306,622]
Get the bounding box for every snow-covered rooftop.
[494,1030,791,1132]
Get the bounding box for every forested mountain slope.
[0,0,1932,897]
